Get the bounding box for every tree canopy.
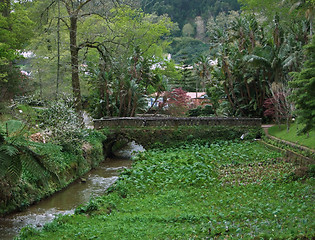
[0,1,33,101]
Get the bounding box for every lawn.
[268,122,315,149]
[18,141,315,239]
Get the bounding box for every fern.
[0,145,19,156]
[5,120,24,135]
[6,156,22,182]
[0,120,60,184]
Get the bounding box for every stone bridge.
[94,117,262,156]
[94,117,261,129]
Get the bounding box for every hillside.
[140,0,241,64]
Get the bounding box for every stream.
[0,141,144,240]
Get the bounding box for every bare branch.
[75,0,93,14]
[40,0,57,26]
[59,17,70,29]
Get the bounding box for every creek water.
[0,141,144,240]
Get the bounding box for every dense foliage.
[0,1,33,102]
[208,13,308,118]
[18,141,314,239]
[84,7,174,118]
[289,36,315,134]
[37,96,86,146]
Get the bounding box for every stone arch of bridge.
[102,132,143,158]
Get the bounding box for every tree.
[194,55,211,92]
[84,7,174,118]
[289,36,315,134]
[165,88,191,116]
[282,0,314,37]
[263,82,294,130]
[31,0,136,112]
[0,1,33,102]
[182,23,195,37]
[207,11,307,118]
[238,0,291,24]
[61,0,92,112]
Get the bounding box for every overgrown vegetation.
[108,125,261,149]
[0,103,107,216]
[18,141,315,239]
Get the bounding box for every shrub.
[38,96,85,147]
[188,105,214,116]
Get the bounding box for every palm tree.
[282,0,314,37]
[194,55,211,93]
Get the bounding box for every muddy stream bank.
[0,142,144,240]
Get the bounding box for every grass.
[268,122,315,150]
[18,141,315,239]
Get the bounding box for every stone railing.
[94,117,261,129]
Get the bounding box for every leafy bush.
[38,97,85,147]
[165,88,191,116]
[0,120,57,209]
[75,198,100,215]
[187,105,214,116]
[14,95,46,107]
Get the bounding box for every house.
[147,91,208,109]
[186,92,208,106]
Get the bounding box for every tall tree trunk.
[99,62,105,116]
[223,83,235,110]
[69,15,82,112]
[130,95,137,117]
[38,69,43,100]
[56,0,61,100]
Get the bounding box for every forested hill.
[140,0,240,29]
[139,0,240,64]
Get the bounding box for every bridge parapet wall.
[94,117,261,129]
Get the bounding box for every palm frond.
[243,54,271,68]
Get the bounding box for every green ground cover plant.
[18,141,315,239]
[268,123,315,150]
